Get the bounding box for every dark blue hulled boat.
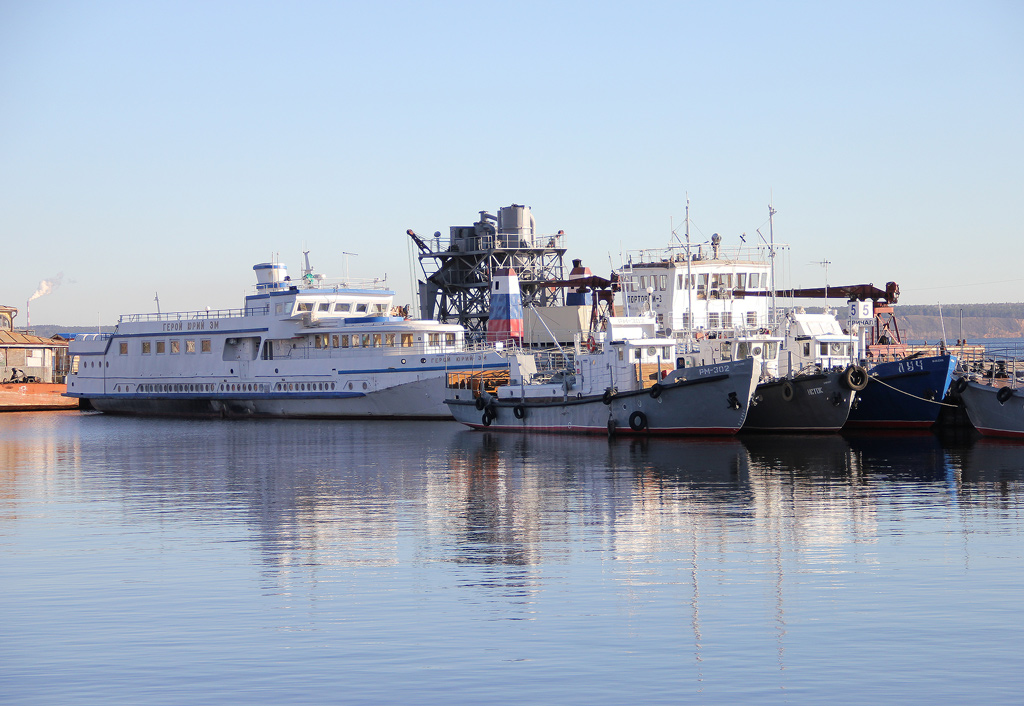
[845,354,957,429]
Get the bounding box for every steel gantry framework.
[407,205,568,341]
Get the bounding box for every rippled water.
[2,412,1023,705]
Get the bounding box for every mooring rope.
[867,375,959,408]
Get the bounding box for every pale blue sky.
[2,0,1022,326]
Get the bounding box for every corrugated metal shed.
[0,331,68,347]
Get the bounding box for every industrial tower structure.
[407,204,568,341]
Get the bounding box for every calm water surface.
[2,411,1022,705]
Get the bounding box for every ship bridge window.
[737,273,747,289]
[336,303,351,313]
[361,333,372,347]
[747,312,757,327]
[696,274,708,299]
[341,335,350,348]
[170,340,180,354]
[201,339,212,353]
[708,313,720,329]
[819,343,829,356]
[375,304,387,314]
[332,335,339,348]
[185,339,196,353]
[401,333,413,347]
[318,302,330,312]
[356,303,368,313]
[372,333,382,347]
[659,275,668,290]
[119,342,128,355]
[141,341,151,355]
[721,341,732,360]
[386,333,396,346]
[428,333,440,346]
[156,341,166,354]
[633,348,642,361]
[445,333,455,346]
[297,302,313,312]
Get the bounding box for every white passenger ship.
[66,260,513,418]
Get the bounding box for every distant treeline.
[895,303,1024,317]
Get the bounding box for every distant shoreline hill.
[23,304,1024,342]
[891,303,1024,340]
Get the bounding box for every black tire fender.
[842,365,869,391]
[997,386,1014,404]
[628,411,648,431]
[513,404,526,419]
[954,377,969,394]
[781,381,794,402]
[649,383,663,399]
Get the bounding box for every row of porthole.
[137,383,218,393]
[128,382,341,393]
[274,382,337,392]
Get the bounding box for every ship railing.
[623,241,789,267]
[253,275,391,293]
[118,306,267,323]
[422,232,568,256]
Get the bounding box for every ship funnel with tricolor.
[487,268,524,344]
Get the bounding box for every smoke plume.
[28,273,64,302]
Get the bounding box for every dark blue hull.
[845,354,957,429]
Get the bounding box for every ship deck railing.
[622,241,790,267]
[119,306,269,323]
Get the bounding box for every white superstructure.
[66,260,513,418]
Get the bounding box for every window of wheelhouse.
[297,302,313,312]
[119,342,128,355]
[428,333,440,346]
[156,341,166,354]
[336,303,351,313]
[141,341,151,355]
[696,274,708,299]
[170,340,180,354]
[445,333,455,347]
[317,302,330,312]
[401,333,413,347]
[356,303,368,314]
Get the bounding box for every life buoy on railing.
[997,386,1014,404]
[586,336,597,353]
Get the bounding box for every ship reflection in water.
[3,413,1024,705]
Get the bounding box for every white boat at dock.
[66,258,512,418]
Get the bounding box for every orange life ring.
[586,336,597,353]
